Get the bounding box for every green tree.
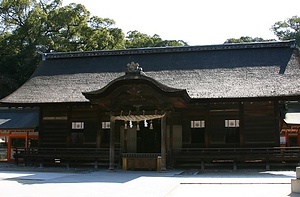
[271,15,300,47]
[0,0,187,98]
[224,36,275,44]
[0,0,125,98]
[125,30,187,48]
[0,0,126,52]
[0,33,19,97]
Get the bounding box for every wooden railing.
[171,147,300,169]
[13,147,121,168]
[13,147,300,170]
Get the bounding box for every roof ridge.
[42,40,296,60]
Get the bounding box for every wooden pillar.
[96,130,101,148]
[239,102,245,147]
[25,131,29,148]
[161,114,167,171]
[109,114,115,170]
[124,128,128,153]
[274,101,280,144]
[7,135,12,161]
[96,111,102,148]
[285,130,289,146]
[169,111,173,151]
[66,106,72,148]
[205,103,210,147]
[168,111,173,170]
[38,107,43,147]
[297,130,300,147]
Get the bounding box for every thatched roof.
[1,40,300,104]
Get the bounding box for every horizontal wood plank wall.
[243,101,277,146]
[182,103,243,148]
[41,106,69,147]
[181,105,206,148]
[209,102,239,146]
[71,109,98,147]
[41,105,99,148]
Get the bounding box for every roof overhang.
[0,108,39,130]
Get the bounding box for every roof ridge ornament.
[126,62,143,75]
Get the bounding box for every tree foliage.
[225,16,300,46]
[125,30,187,48]
[224,36,275,44]
[271,16,300,47]
[0,0,125,52]
[0,0,186,98]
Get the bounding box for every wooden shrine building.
[2,40,300,170]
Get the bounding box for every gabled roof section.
[1,40,299,104]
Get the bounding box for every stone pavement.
[0,165,300,197]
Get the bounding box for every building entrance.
[137,120,161,153]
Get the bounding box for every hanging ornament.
[144,120,148,127]
[129,121,133,128]
[137,121,140,131]
[150,120,153,130]
[124,122,128,130]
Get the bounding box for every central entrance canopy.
[83,62,190,170]
[83,62,190,110]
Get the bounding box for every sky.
[62,0,300,46]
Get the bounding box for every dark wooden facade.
[3,40,300,170]
[39,101,280,148]
[179,101,279,148]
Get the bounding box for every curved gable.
[83,63,190,109]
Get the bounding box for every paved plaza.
[0,165,300,197]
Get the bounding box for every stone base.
[291,179,300,193]
[291,167,300,193]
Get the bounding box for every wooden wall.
[208,102,239,146]
[40,105,99,148]
[180,101,280,148]
[40,106,68,147]
[243,101,279,146]
[70,108,98,147]
[39,100,280,149]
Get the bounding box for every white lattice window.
[191,120,205,128]
[225,120,240,128]
[102,122,111,129]
[72,122,84,130]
